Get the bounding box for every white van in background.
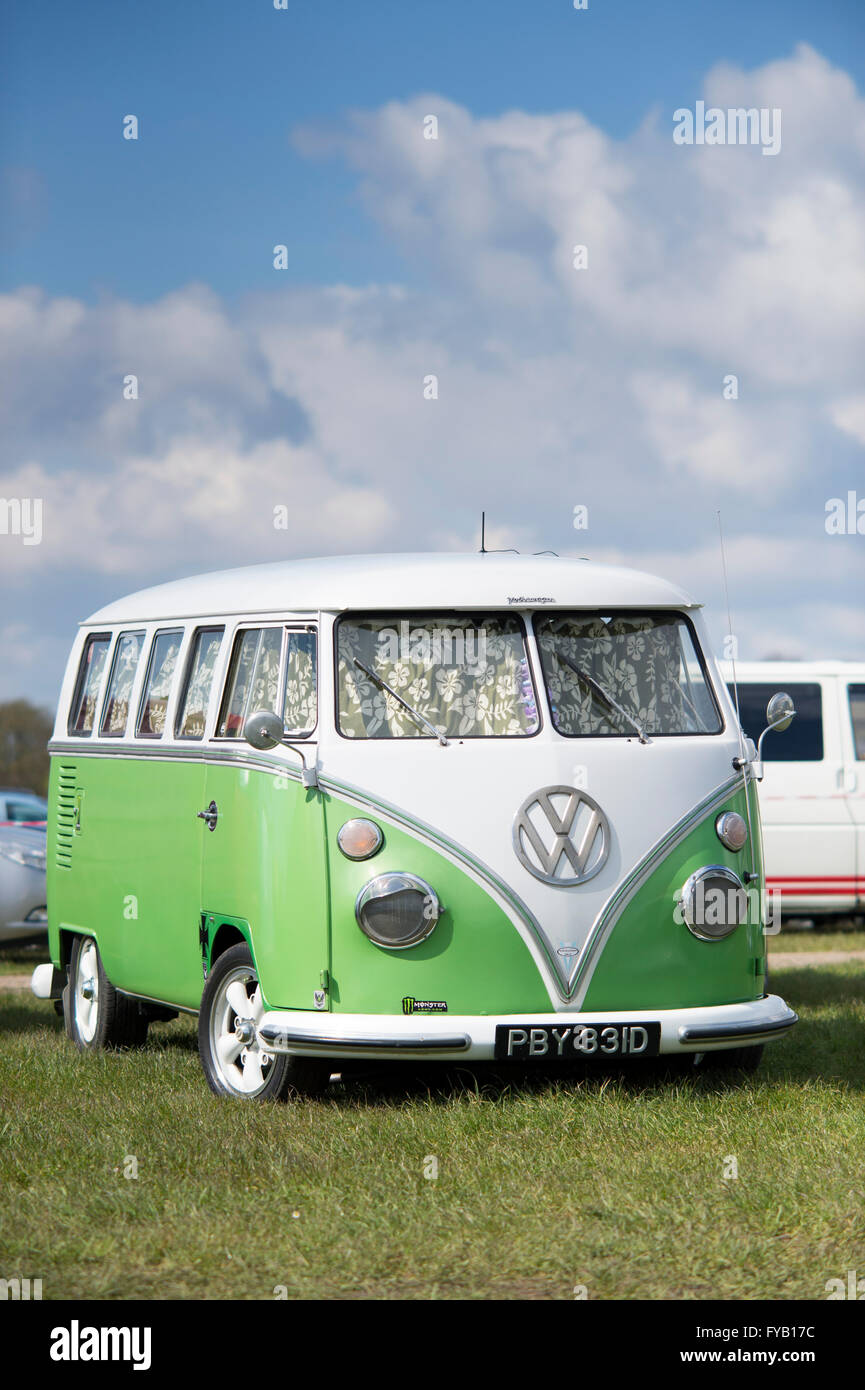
[721,662,865,923]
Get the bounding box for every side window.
[849,684,865,760]
[217,628,283,739]
[729,682,824,762]
[137,630,183,738]
[283,630,317,737]
[68,634,111,736]
[100,631,145,737]
[176,628,224,740]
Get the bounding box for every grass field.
[2,938,864,1301]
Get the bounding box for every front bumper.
[258,993,797,1061]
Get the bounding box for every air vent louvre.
[56,765,77,870]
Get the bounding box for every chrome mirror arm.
[280,738,319,789]
[243,710,319,788]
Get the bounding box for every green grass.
[0,942,49,977]
[770,928,865,954]
[1,960,864,1300]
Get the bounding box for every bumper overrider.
[257,994,797,1061]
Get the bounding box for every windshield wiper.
[553,650,651,744]
[352,658,449,746]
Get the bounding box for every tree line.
[0,701,52,794]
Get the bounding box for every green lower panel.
[47,755,206,1007]
[582,784,764,1012]
[323,792,550,1015]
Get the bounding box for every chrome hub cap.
[74,940,100,1043]
[210,967,272,1096]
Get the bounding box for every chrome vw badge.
[512,786,610,886]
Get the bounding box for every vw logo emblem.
[512,785,610,886]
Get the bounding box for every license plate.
[495,1021,661,1061]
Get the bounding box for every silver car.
[0,824,47,943]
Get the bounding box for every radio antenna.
[717,510,757,874]
[478,511,518,554]
[717,510,743,746]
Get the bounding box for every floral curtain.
[219,628,282,738]
[101,631,144,735]
[139,631,183,737]
[177,629,223,739]
[535,614,718,736]
[72,636,111,734]
[337,616,539,738]
[283,633,317,735]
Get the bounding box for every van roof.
[83,554,700,625]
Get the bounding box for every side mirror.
[749,691,796,781]
[243,709,319,789]
[244,710,285,751]
[765,691,795,734]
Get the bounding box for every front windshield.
[337,614,539,738]
[535,612,721,737]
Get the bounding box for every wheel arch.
[207,916,254,972]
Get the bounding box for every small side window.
[68,634,111,736]
[100,631,145,737]
[137,630,184,738]
[176,628,224,740]
[217,628,283,739]
[283,630,317,737]
[849,684,865,760]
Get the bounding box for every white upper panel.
[84,552,700,625]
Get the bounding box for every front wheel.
[65,934,149,1050]
[198,944,330,1101]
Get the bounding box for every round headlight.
[715,811,748,852]
[679,865,747,941]
[355,873,440,949]
[337,818,383,861]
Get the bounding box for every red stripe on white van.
[766,876,861,884]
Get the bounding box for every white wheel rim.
[209,966,271,1096]
[74,939,100,1043]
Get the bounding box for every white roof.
[84,553,700,625]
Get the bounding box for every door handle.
[197,800,218,832]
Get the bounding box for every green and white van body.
[36,554,796,1078]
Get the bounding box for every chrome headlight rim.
[679,864,747,942]
[337,817,383,861]
[715,811,748,853]
[355,872,440,950]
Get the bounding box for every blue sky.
[1,1,864,704]
[3,0,864,299]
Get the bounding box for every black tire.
[198,943,330,1101]
[704,1044,764,1072]
[65,934,149,1051]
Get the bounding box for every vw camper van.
[721,661,865,922]
[32,554,798,1099]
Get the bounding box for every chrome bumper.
[258,994,798,1061]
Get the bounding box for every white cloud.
[2,43,864,704]
[830,395,865,446]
